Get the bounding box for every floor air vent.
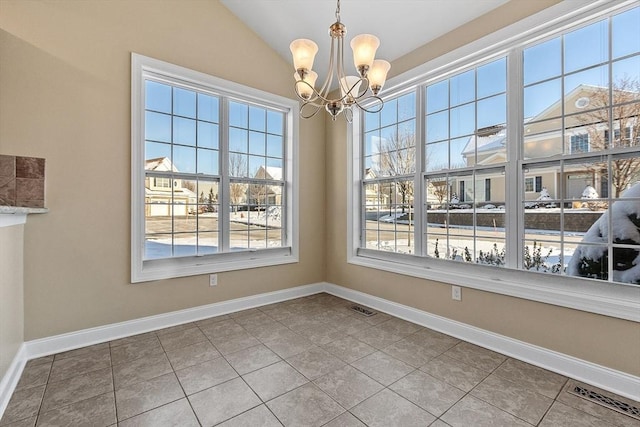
[569,385,640,421]
[350,305,377,317]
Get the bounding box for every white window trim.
[131,53,299,283]
[348,0,640,322]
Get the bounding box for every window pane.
[523,118,563,159]
[426,80,449,113]
[229,127,248,153]
[267,135,283,158]
[524,78,561,119]
[198,232,218,255]
[249,106,266,131]
[197,180,219,215]
[612,7,640,59]
[564,20,608,73]
[267,110,284,135]
[477,94,506,129]
[146,81,171,113]
[450,137,470,169]
[229,153,248,177]
[249,131,266,156]
[145,111,171,142]
[365,109,380,132]
[197,93,219,123]
[173,232,197,257]
[229,101,248,128]
[145,141,171,162]
[565,109,609,154]
[450,70,475,106]
[173,145,196,173]
[198,122,218,149]
[249,155,265,177]
[426,111,448,143]
[564,65,609,98]
[426,141,448,172]
[612,56,640,92]
[450,103,475,138]
[197,148,218,175]
[398,92,416,121]
[173,87,196,118]
[477,58,506,98]
[173,117,196,146]
[381,98,398,127]
[524,38,562,85]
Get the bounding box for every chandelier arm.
[351,94,385,114]
[299,102,324,119]
[316,36,335,99]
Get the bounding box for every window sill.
[133,247,297,283]
[349,249,640,322]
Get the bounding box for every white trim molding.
[2,282,638,420]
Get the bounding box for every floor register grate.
[568,385,640,421]
[350,305,377,317]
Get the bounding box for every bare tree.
[376,132,415,212]
[579,77,640,198]
[229,153,247,209]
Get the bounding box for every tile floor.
[1,293,639,427]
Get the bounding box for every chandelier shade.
[290,0,390,122]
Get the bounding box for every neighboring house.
[459,84,640,203]
[144,157,197,216]
[251,166,283,206]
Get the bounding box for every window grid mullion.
[219,97,231,253]
[507,48,522,270]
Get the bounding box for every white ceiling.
[221,0,510,83]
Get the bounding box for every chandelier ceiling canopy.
[290,0,390,122]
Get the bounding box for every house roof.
[145,157,178,172]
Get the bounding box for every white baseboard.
[2,280,637,421]
[0,344,27,419]
[324,283,640,402]
[25,283,324,359]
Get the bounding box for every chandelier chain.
[335,0,341,22]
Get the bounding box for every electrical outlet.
[452,285,462,301]
[209,274,218,287]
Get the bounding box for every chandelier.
[290,0,391,122]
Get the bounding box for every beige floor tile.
[242,360,308,401]
[285,347,345,380]
[494,358,567,399]
[313,365,384,409]
[382,338,437,368]
[40,368,112,413]
[266,383,345,427]
[322,411,367,427]
[233,312,276,329]
[110,336,163,365]
[420,354,490,392]
[115,372,184,421]
[351,351,414,386]
[350,389,436,427]
[0,386,45,425]
[164,340,221,371]
[24,356,53,369]
[471,373,554,425]
[324,316,371,335]
[35,392,115,427]
[118,398,199,427]
[48,349,111,382]
[243,322,291,342]
[376,318,422,336]
[15,363,51,391]
[322,336,376,364]
[199,319,245,340]
[430,420,453,427]
[539,401,618,427]
[112,353,172,390]
[296,323,344,346]
[154,322,196,336]
[54,343,110,361]
[443,342,507,372]
[225,344,281,375]
[217,404,283,427]
[175,357,237,395]
[229,308,262,319]
[403,329,459,355]
[263,331,315,359]
[110,332,157,348]
[361,311,393,325]
[194,314,230,328]
[0,417,36,427]
[441,395,531,427]
[211,331,261,355]
[352,325,405,349]
[390,370,465,417]
[189,377,261,426]
[157,327,207,351]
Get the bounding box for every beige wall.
[0,0,325,340]
[325,1,640,377]
[0,225,24,379]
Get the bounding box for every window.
[351,2,640,320]
[132,54,298,282]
